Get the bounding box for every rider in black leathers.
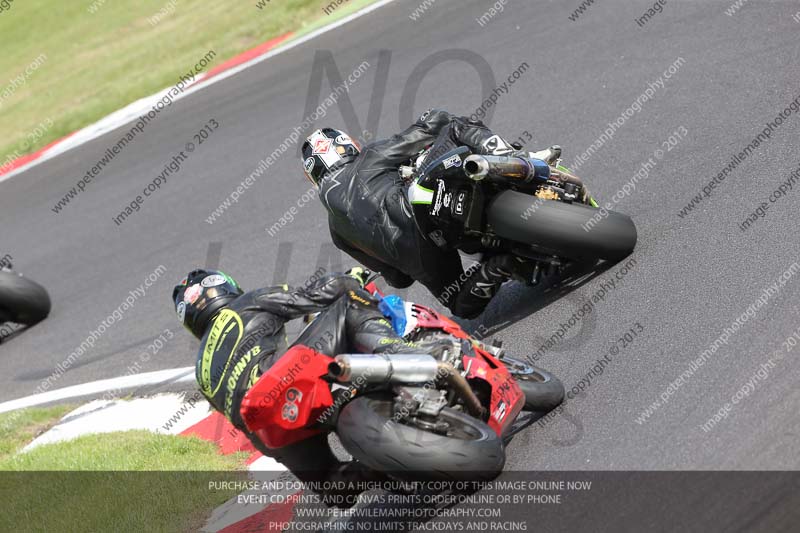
[302,109,554,319]
[172,267,447,497]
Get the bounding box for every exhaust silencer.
[463,154,550,184]
[329,353,439,384]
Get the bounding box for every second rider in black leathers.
[301,109,558,319]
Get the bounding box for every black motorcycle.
[407,146,637,283]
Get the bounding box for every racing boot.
[452,255,519,319]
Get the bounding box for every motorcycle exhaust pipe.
[463,154,550,184]
[436,362,486,419]
[329,353,440,384]
[330,355,488,419]
[329,355,487,419]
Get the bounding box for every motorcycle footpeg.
[482,341,505,359]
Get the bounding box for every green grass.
[0,404,76,460]
[0,429,247,470]
[0,0,380,167]
[0,430,250,532]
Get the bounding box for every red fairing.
[406,302,524,434]
[463,347,524,436]
[366,285,524,436]
[239,345,334,449]
[266,285,524,440]
[410,304,468,339]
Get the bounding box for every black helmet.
[172,269,243,339]
[301,128,360,185]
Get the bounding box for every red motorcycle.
[240,283,563,480]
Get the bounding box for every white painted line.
[0,0,398,185]
[0,366,196,414]
[248,455,286,472]
[22,393,211,451]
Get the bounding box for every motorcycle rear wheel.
[487,190,637,261]
[336,394,504,481]
[0,271,51,325]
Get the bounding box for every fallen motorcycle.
[406,146,637,283]
[0,260,51,328]
[240,285,563,480]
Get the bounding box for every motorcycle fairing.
[240,345,334,449]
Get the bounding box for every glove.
[345,266,371,288]
[479,134,516,155]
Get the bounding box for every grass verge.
[0,0,382,168]
[0,404,76,460]
[0,427,249,531]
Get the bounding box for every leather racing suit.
[195,271,444,486]
[317,109,523,319]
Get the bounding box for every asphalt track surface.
[2,0,800,489]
